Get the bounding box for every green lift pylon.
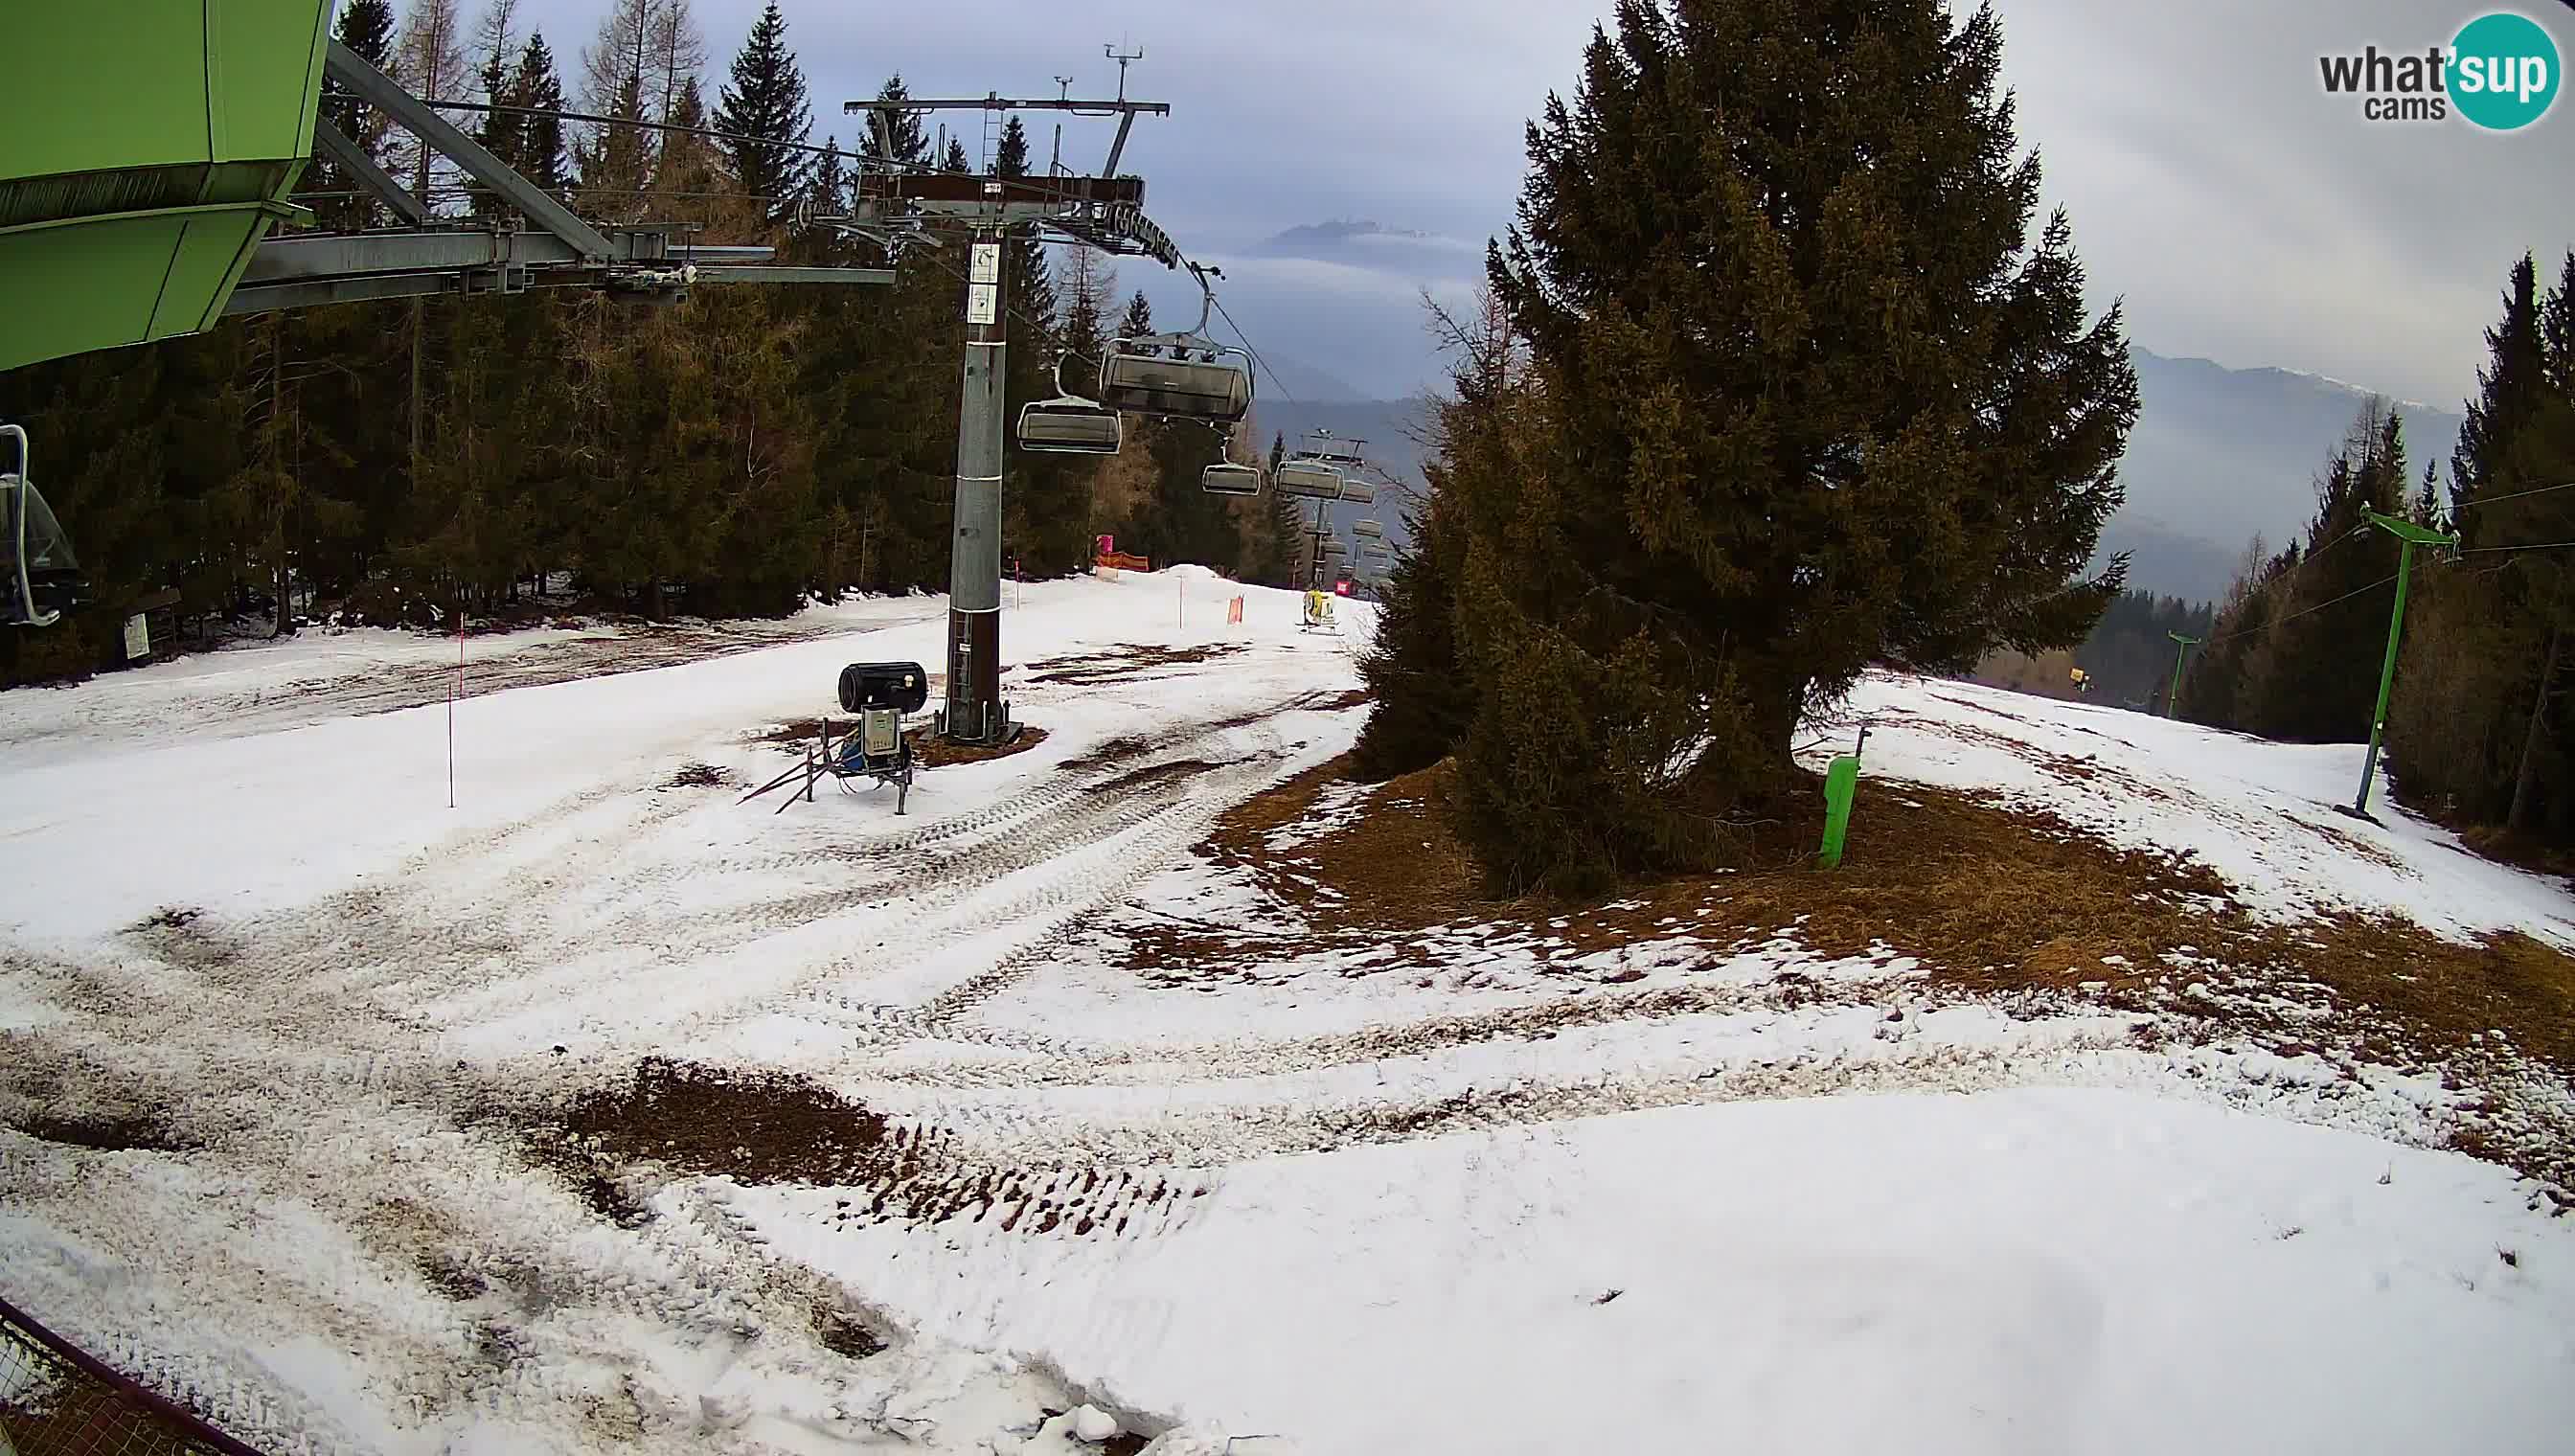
[2165,631,2200,719]
[2350,510,2459,818]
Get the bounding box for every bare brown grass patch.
[1128,756,2575,1186]
[1020,643,1245,686]
[907,724,1050,768]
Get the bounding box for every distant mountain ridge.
[1255,218,1447,256]
[1238,343,2468,606]
[2112,348,2465,601]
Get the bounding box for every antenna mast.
[1105,43,1144,102]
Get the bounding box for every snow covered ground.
[1824,672,2575,944]
[2,569,2570,1455]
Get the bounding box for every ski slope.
[1,568,2569,1455]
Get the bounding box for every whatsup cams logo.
[2317,11,2562,129]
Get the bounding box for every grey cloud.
[507,0,2570,407]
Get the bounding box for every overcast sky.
[512,0,2573,403]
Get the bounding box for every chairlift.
[1335,476,1377,504]
[1274,458,1343,500]
[2,426,83,628]
[1095,264,1254,425]
[1362,541,1392,561]
[1201,463,1263,496]
[1016,354,1123,456]
[1353,518,1382,539]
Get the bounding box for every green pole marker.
[2165,631,2200,719]
[1819,754,1861,869]
[2353,510,2458,817]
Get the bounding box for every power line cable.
[2458,537,2575,557]
[2203,569,2404,647]
[1208,292,1300,412]
[2452,479,2575,512]
[417,98,1135,216]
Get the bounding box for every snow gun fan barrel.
[839,662,929,715]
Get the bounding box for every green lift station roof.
[0,3,332,375]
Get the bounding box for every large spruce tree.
[513,33,572,198]
[714,0,812,225]
[2231,403,2409,743]
[1419,0,2136,891]
[2394,250,2575,835]
[2453,255,2547,544]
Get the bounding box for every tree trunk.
[1737,671,1812,797]
[2508,578,2566,831]
[408,300,424,491]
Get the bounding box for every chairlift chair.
[1200,464,1263,496]
[1353,518,1382,539]
[1274,458,1343,500]
[1335,476,1377,504]
[1095,264,1254,425]
[1016,354,1123,456]
[2,426,84,628]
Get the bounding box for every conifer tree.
[2453,254,2547,543]
[863,77,929,169]
[310,0,400,231]
[1118,291,1153,341]
[513,33,572,197]
[1407,0,2136,891]
[714,0,811,226]
[2395,250,2575,833]
[653,76,725,218]
[2233,403,2409,742]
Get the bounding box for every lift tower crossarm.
[841,95,1168,193]
[325,39,616,261]
[312,117,429,228]
[842,97,1170,116]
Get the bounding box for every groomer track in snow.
[3,567,2571,1455]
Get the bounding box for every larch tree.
[578,0,656,221]
[467,0,524,216]
[392,0,469,203]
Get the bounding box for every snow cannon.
[839,662,928,716]
[735,661,927,815]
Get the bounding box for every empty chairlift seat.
[1016,398,1123,455]
[1096,345,1253,424]
[1335,476,1376,504]
[1274,458,1343,499]
[1201,463,1263,496]
[1353,518,1382,538]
